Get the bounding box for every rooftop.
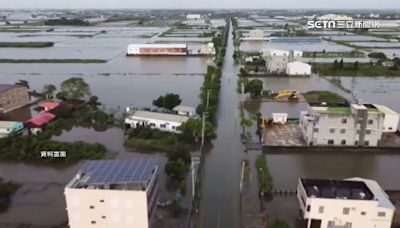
[130,110,190,123]
[25,112,56,127]
[0,84,18,93]
[68,159,158,191]
[173,105,196,113]
[0,121,23,129]
[128,43,187,48]
[300,178,374,200]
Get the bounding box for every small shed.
[272,113,288,124]
[173,106,196,117]
[25,112,56,132]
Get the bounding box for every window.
[343,207,350,215]
[357,119,362,124]
[341,140,346,145]
[149,123,156,127]
[378,212,386,217]
[172,126,176,129]
[160,124,166,128]
[366,129,371,135]
[306,205,311,212]
[340,128,346,134]
[313,127,319,133]
[100,200,104,203]
[328,139,334,145]
[342,118,347,124]
[330,128,335,134]
[355,141,359,145]
[368,119,374,125]
[389,127,393,131]
[90,205,95,209]
[364,141,369,146]
[102,216,106,219]
[91,221,96,224]
[318,206,324,213]
[361,211,367,216]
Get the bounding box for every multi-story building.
[300,103,387,147]
[262,49,303,75]
[65,159,159,228]
[125,110,189,133]
[0,84,30,113]
[297,177,395,228]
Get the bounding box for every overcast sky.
[1,0,399,9]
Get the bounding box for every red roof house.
[25,112,56,128]
[39,102,60,111]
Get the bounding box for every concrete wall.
[300,110,384,147]
[65,188,149,228]
[0,86,30,113]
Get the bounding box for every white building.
[286,61,312,76]
[374,104,399,132]
[126,44,188,56]
[186,14,202,20]
[297,177,395,228]
[125,110,189,133]
[245,29,265,40]
[199,42,216,55]
[262,49,303,75]
[173,105,197,117]
[65,159,159,228]
[318,14,354,21]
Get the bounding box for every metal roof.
[131,110,190,123]
[80,159,157,185]
[128,43,188,48]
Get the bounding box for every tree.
[43,84,57,99]
[269,220,290,228]
[240,117,253,134]
[245,79,263,97]
[353,61,359,71]
[152,93,182,110]
[368,52,387,60]
[15,80,29,89]
[164,158,188,181]
[178,118,214,141]
[60,77,91,101]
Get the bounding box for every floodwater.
[240,40,353,52]
[0,24,208,227]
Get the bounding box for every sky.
[1,0,399,9]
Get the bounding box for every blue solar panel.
[80,159,157,185]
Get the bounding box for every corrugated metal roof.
[128,43,187,49]
[25,112,56,127]
[130,110,189,123]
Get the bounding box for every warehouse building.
[65,159,159,228]
[286,61,312,76]
[297,177,394,228]
[0,84,30,113]
[125,110,189,133]
[299,103,388,147]
[127,44,188,56]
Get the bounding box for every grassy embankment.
[0,42,54,48]
[313,62,400,76]
[255,154,273,194]
[0,59,107,64]
[303,91,346,103]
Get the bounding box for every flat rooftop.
[69,159,157,190]
[300,178,374,200]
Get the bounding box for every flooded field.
[240,40,353,52]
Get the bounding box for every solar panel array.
[80,159,157,185]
